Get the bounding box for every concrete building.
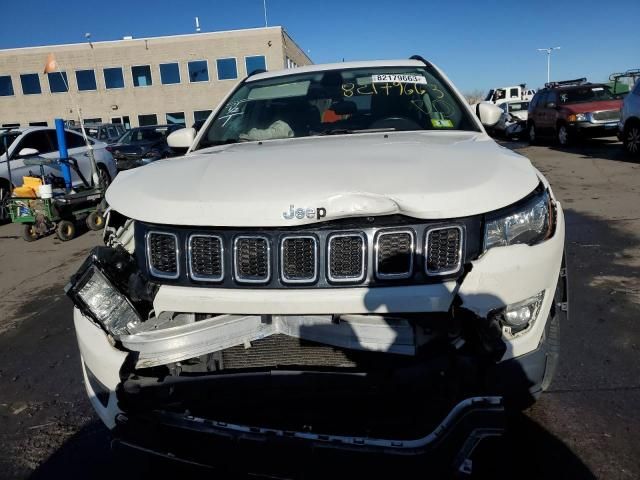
[0,27,311,129]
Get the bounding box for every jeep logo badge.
[283,205,327,220]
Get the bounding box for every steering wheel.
[368,116,423,131]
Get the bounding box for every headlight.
[66,249,142,336]
[484,189,553,251]
[568,113,589,122]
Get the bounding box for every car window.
[546,91,558,105]
[0,132,20,157]
[633,80,640,96]
[16,130,56,155]
[535,92,547,109]
[509,87,519,98]
[65,131,88,149]
[107,126,117,139]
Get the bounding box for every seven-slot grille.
[144,225,465,285]
[328,233,366,282]
[146,231,179,279]
[281,236,318,283]
[188,235,223,282]
[425,226,462,275]
[375,230,414,279]
[234,236,271,283]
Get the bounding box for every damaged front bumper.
[69,204,565,472]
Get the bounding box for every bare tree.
[464,89,486,105]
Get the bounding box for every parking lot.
[0,138,638,479]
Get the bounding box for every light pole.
[537,46,561,84]
[263,0,268,27]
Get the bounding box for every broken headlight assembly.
[66,247,152,336]
[483,188,553,251]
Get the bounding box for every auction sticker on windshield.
[371,74,427,84]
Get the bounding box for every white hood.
[106,131,539,227]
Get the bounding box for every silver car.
[0,126,117,221]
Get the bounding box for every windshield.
[559,86,616,104]
[0,132,20,157]
[198,66,478,148]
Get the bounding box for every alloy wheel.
[558,125,569,146]
[0,186,9,222]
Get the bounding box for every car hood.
[106,131,540,226]
[560,99,622,114]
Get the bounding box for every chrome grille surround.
[280,235,319,284]
[591,109,620,123]
[425,226,463,276]
[146,231,180,279]
[188,234,224,282]
[327,232,367,283]
[374,229,415,279]
[233,236,271,284]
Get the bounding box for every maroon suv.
[528,78,622,146]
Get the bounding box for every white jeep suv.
[66,57,567,476]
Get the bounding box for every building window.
[104,67,125,89]
[132,65,152,87]
[29,121,48,127]
[245,56,266,75]
[20,74,41,95]
[48,72,68,93]
[2,123,20,128]
[138,114,157,126]
[194,110,212,123]
[0,75,14,96]
[76,69,97,91]
[188,60,209,82]
[166,112,186,125]
[160,63,181,85]
[216,58,237,80]
[84,117,102,124]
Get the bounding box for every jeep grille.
[328,233,366,282]
[234,236,271,283]
[425,226,462,275]
[188,235,223,282]
[281,236,318,283]
[147,231,179,279]
[375,230,414,279]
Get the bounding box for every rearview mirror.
[167,127,196,151]
[18,147,39,157]
[473,103,502,127]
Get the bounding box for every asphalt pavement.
[0,138,638,479]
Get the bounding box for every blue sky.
[1,0,638,93]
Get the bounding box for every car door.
[8,130,59,182]
[530,91,547,130]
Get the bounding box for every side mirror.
[473,103,503,127]
[167,127,196,151]
[18,147,39,157]
[546,102,556,108]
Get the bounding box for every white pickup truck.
[66,57,567,476]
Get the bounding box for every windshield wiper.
[314,127,397,136]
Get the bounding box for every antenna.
[195,16,201,32]
[85,32,93,49]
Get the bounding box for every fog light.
[67,260,141,336]
[502,291,544,334]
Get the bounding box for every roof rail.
[409,55,433,68]
[610,68,640,81]
[545,77,587,88]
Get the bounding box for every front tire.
[557,123,571,147]
[97,164,112,189]
[0,180,11,224]
[623,121,640,158]
[55,220,76,241]
[86,211,105,231]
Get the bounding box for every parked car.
[618,78,640,158]
[107,124,184,170]
[493,100,530,138]
[0,126,117,222]
[528,78,623,146]
[70,123,126,145]
[67,57,566,475]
